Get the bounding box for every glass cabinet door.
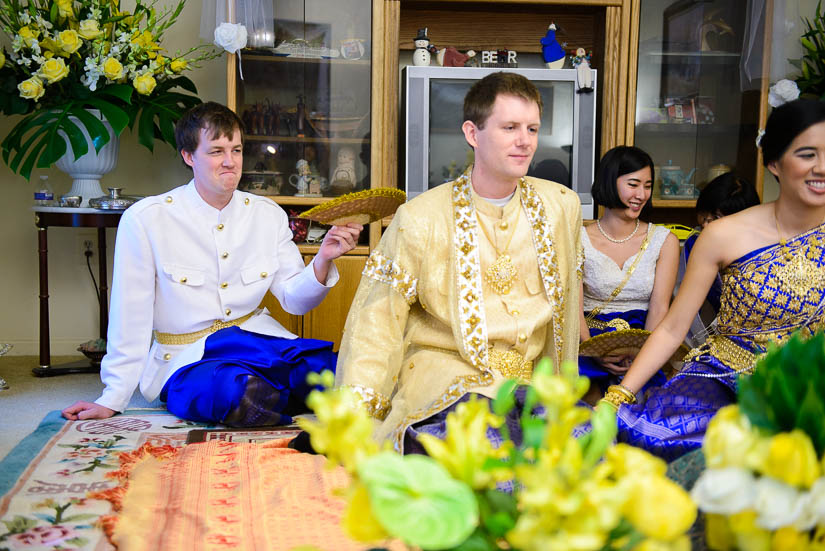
[230,0,371,204]
[634,0,766,209]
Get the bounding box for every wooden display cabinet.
[624,0,773,225]
[227,0,394,346]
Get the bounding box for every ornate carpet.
[0,409,210,550]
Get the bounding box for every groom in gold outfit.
[336,72,582,451]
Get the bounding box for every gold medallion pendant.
[485,254,518,295]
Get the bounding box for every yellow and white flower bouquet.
[299,360,697,551]
[0,0,219,179]
[691,332,825,550]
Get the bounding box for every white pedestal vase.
[54,110,119,207]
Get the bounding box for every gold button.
[260,272,268,278]
[217,224,224,231]
[512,310,519,316]
[221,252,229,259]
[499,221,508,230]
[180,277,187,283]
[560,188,566,194]
[163,353,171,361]
[165,196,173,203]
[244,198,250,205]
[225,308,231,315]
[518,333,527,343]
[221,282,228,288]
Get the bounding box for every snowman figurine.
[412,27,432,66]
[572,48,593,93]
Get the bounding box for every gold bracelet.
[598,396,621,410]
[608,384,637,403]
[601,384,637,409]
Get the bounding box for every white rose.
[796,477,825,530]
[691,467,756,514]
[769,79,800,107]
[752,476,806,530]
[214,22,247,54]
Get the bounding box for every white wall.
[0,1,226,355]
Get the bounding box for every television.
[402,66,597,219]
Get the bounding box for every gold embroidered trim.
[488,347,532,382]
[389,370,495,451]
[362,250,418,305]
[453,170,489,369]
[346,384,391,420]
[683,335,758,374]
[153,310,256,345]
[520,178,565,362]
[577,243,585,281]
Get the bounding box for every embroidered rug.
[0,409,211,550]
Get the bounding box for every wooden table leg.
[37,226,50,369]
[97,227,108,339]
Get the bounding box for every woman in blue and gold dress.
[601,98,825,461]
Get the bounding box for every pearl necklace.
[596,218,640,243]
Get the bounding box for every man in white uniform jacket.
[62,102,362,425]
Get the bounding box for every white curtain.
[201,0,275,48]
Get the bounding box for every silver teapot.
[89,188,141,210]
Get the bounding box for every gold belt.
[683,334,758,374]
[153,311,257,346]
[586,317,631,331]
[488,346,533,382]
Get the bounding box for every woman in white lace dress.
[579,146,680,394]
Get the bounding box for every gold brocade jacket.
[335,170,583,450]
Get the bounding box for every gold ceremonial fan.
[299,188,406,225]
[579,328,692,377]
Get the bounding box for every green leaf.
[492,379,518,417]
[452,530,497,551]
[1,515,37,534]
[71,108,110,153]
[521,417,545,450]
[359,452,479,550]
[137,105,157,151]
[96,83,133,104]
[796,382,825,455]
[82,99,129,137]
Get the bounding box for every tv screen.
[402,66,596,219]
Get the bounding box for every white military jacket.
[95,181,338,413]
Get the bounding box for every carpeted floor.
[0,355,161,462]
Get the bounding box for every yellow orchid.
[623,474,696,542]
[341,483,390,542]
[170,58,187,73]
[772,526,811,551]
[418,396,510,490]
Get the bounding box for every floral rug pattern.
[0,411,207,551]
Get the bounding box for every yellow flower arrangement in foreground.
[0,0,220,180]
[299,361,696,551]
[691,332,825,550]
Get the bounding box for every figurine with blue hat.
[540,23,566,69]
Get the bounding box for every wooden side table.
[32,207,122,376]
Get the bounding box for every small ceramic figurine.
[331,146,357,195]
[412,27,432,66]
[540,23,566,69]
[572,48,593,93]
[436,46,476,67]
[290,159,311,196]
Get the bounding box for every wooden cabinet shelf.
[651,197,697,209]
[243,53,370,66]
[244,134,369,145]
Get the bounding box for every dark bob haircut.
[761,98,825,167]
[591,146,655,211]
[696,172,760,216]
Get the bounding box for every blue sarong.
[579,309,667,394]
[161,326,336,425]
